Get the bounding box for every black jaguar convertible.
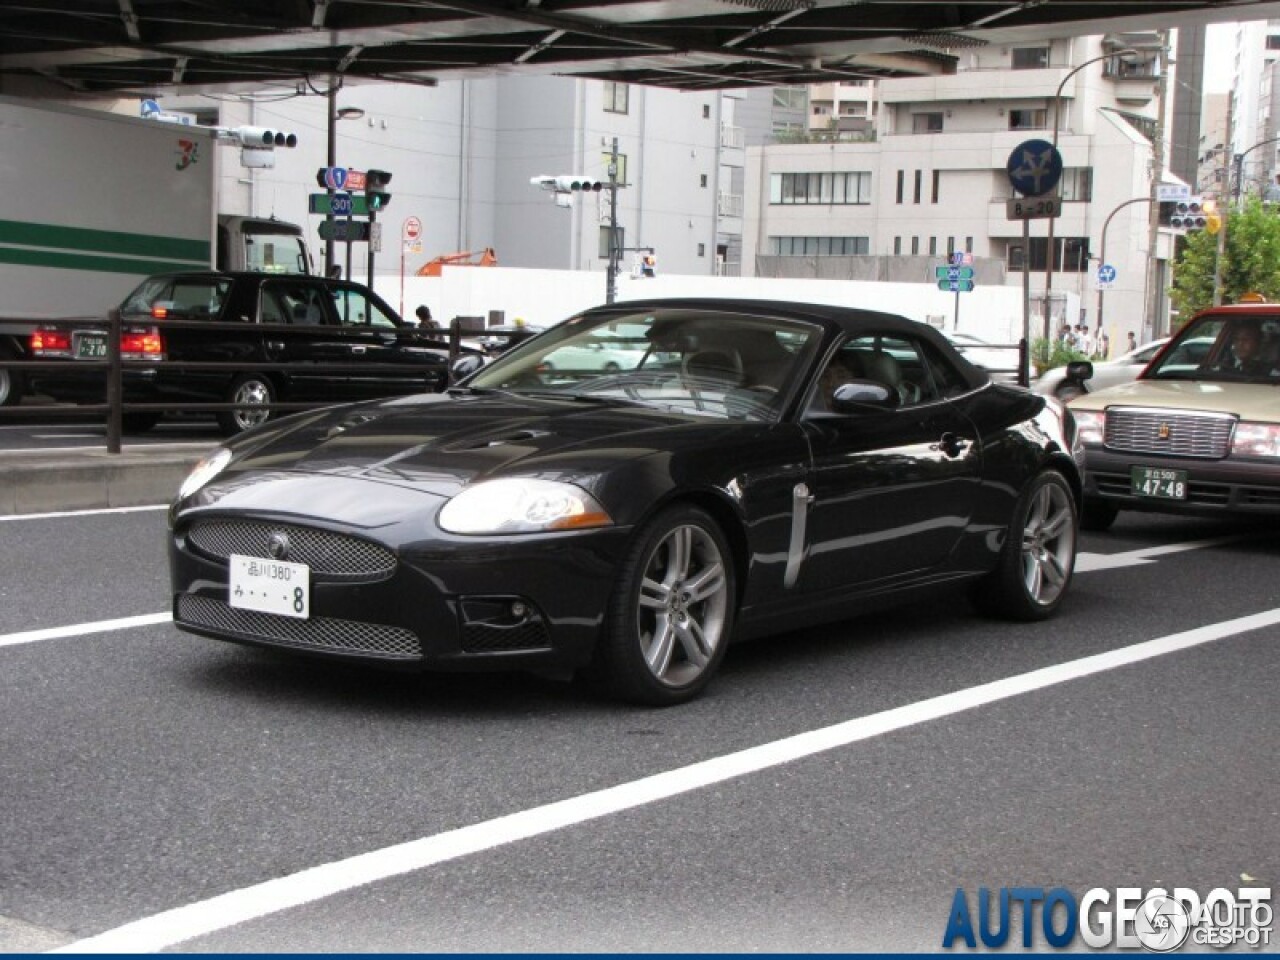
[168,298,1084,705]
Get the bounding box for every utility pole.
[1143,33,1170,341]
[1213,95,1233,306]
[606,137,621,304]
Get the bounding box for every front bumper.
[169,510,633,674]
[1084,447,1280,515]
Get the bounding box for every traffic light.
[554,176,605,192]
[1204,199,1222,235]
[365,169,392,211]
[230,125,298,148]
[1165,197,1208,231]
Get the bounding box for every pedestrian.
[1095,328,1110,361]
[1077,325,1094,357]
[1126,331,1137,353]
[415,304,438,330]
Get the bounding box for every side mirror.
[830,379,899,412]
[450,353,485,382]
[1064,360,1094,383]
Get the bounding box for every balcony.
[720,123,745,150]
[717,192,744,218]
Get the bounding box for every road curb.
[0,449,204,515]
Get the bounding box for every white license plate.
[229,554,310,619]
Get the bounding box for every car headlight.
[1232,422,1280,458]
[177,447,232,500]
[1073,409,1105,445]
[439,478,614,535]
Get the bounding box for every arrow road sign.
[1096,264,1117,289]
[937,279,976,293]
[1006,139,1063,198]
[318,219,371,242]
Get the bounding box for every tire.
[217,374,275,435]
[121,412,161,433]
[591,505,736,706]
[0,343,23,408]
[972,470,1077,621]
[1080,498,1120,532]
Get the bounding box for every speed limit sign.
[402,216,422,242]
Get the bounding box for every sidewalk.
[0,444,204,515]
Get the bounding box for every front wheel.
[217,375,276,435]
[0,343,23,407]
[972,470,1078,621]
[590,505,736,706]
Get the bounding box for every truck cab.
[217,216,312,275]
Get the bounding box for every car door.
[258,278,354,401]
[798,332,982,594]
[328,283,449,398]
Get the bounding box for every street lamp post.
[1095,196,1150,339]
[1232,135,1280,207]
[322,76,364,278]
[1045,48,1137,332]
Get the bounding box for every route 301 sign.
[1007,196,1061,220]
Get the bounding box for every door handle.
[266,340,285,351]
[936,432,969,458]
[351,345,367,355]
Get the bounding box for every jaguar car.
[1072,302,1280,530]
[169,298,1084,705]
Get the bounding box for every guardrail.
[0,311,475,454]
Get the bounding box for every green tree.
[1171,199,1280,321]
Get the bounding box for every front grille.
[177,594,421,660]
[187,519,396,581]
[1104,407,1235,459]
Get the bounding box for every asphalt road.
[0,415,223,452]
[1,507,1277,952]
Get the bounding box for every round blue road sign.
[1006,139,1063,198]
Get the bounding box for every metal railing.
[0,311,473,454]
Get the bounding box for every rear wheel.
[1080,498,1119,532]
[590,505,735,706]
[972,470,1077,621]
[0,343,23,407]
[217,375,275,435]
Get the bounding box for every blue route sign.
[1097,264,1117,287]
[938,279,976,293]
[935,266,975,281]
[1006,139,1063,198]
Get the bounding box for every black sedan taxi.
[29,271,463,435]
[1071,301,1280,530]
[169,299,1084,705]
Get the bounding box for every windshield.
[467,307,823,421]
[1146,314,1280,384]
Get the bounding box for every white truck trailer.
[0,95,312,404]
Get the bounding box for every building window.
[769,236,871,256]
[894,236,902,255]
[772,86,807,109]
[947,236,956,255]
[697,243,706,257]
[599,225,623,259]
[1267,35,1280,50]
[1008,237,1091,272]
[928,237,938,256]
[913,169,922,204]
[702,104,711,118]
[603,82,629,114]
[912,112,944,133]
[932,170,941,204]
[700,174,708,188]
[768,171,872,204]
[1059,167,1094,202]
[911,236,920,255]
[1011,46,1050,69]
[1009,109,1047,130]
[965,236,974,253]
[896,170,905,204]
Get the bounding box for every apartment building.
[742,35,1173,342]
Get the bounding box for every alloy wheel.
[1019,481,1075,606]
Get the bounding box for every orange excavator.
[416,247,497,277]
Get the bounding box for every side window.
[265,282,329,325]
[843,334,932,406]
[332,287,400,330]
[918,339,970,398]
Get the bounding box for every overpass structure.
[3,0,1280,98]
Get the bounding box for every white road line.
[0,504,167,522]
[53,608,1280,954]
[1075,534,1247,572]
[0,613,171,649]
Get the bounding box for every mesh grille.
[187,519,396,580]
[1104,407,1235,459]
[177,594,421,660]
[461,620,551,653]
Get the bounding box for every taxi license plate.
[76,335,107,359]
[1131,466,1187,500]
[229,554,310,619]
